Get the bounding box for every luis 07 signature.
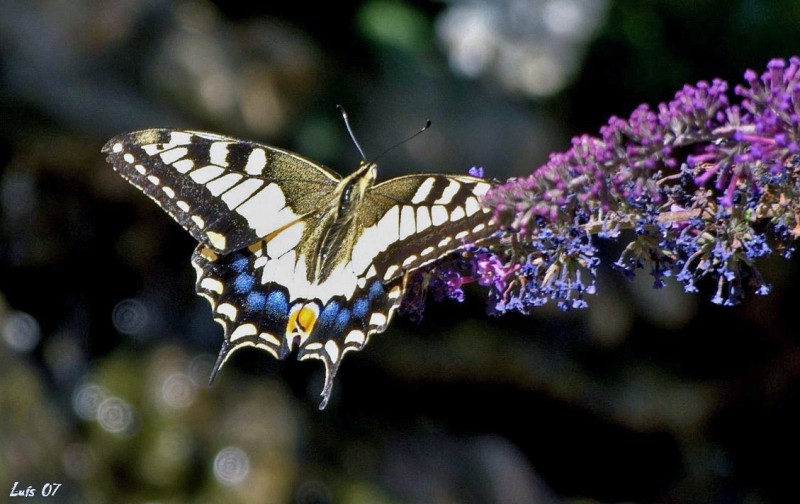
[9,482,62,498]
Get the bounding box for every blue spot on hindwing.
[230,256,249,273]
[315,299,341,334]
[368,280,384,301]
[246,291,266,310]
[266,289,289,314]
[334,308,351,334]
[234,272,256,293]
[262,287,290,326]
[352,297,369,319]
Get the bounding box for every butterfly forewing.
[102,129,340,254]
[354,174,494,281]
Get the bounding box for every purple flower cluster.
[411,57,800,316]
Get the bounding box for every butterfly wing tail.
[192,245,289,376]
[208,340,230,385]
[297,274,408,409]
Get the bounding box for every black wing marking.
[103,129,340,254]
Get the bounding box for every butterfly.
[103,128,495,408]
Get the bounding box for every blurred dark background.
[2,1,800,502]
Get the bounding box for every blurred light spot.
[296,480,332,504]
[543,0,589,38]
[199,70,237,117]
[499,48,567,97]
[62,443,96,479]
[96,396,134,434]
[73,383,108,420]
[358,0,428,52]
[436,0,609,98]
[161,372,196,410]
[213,446,250,485]
[436,4,496,77]
[152,29,238,124]
[2,311,41,352]
[112,298,149,336]
[240,63,284,135]
[188,354,215,385]
[175,0,218,33]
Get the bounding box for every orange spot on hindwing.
[286,302,319,350]
[297,305,317,333]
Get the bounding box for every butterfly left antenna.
[337,104,367,160]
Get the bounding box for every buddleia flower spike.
[455,57,800,316]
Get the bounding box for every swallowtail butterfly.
[103,129,494,408]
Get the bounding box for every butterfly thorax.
[309,162,378,280]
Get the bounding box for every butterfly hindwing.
[192,244,407,409]
[102,129,340,254]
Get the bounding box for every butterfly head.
[355,161,378,187]
[336,162,378,215]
